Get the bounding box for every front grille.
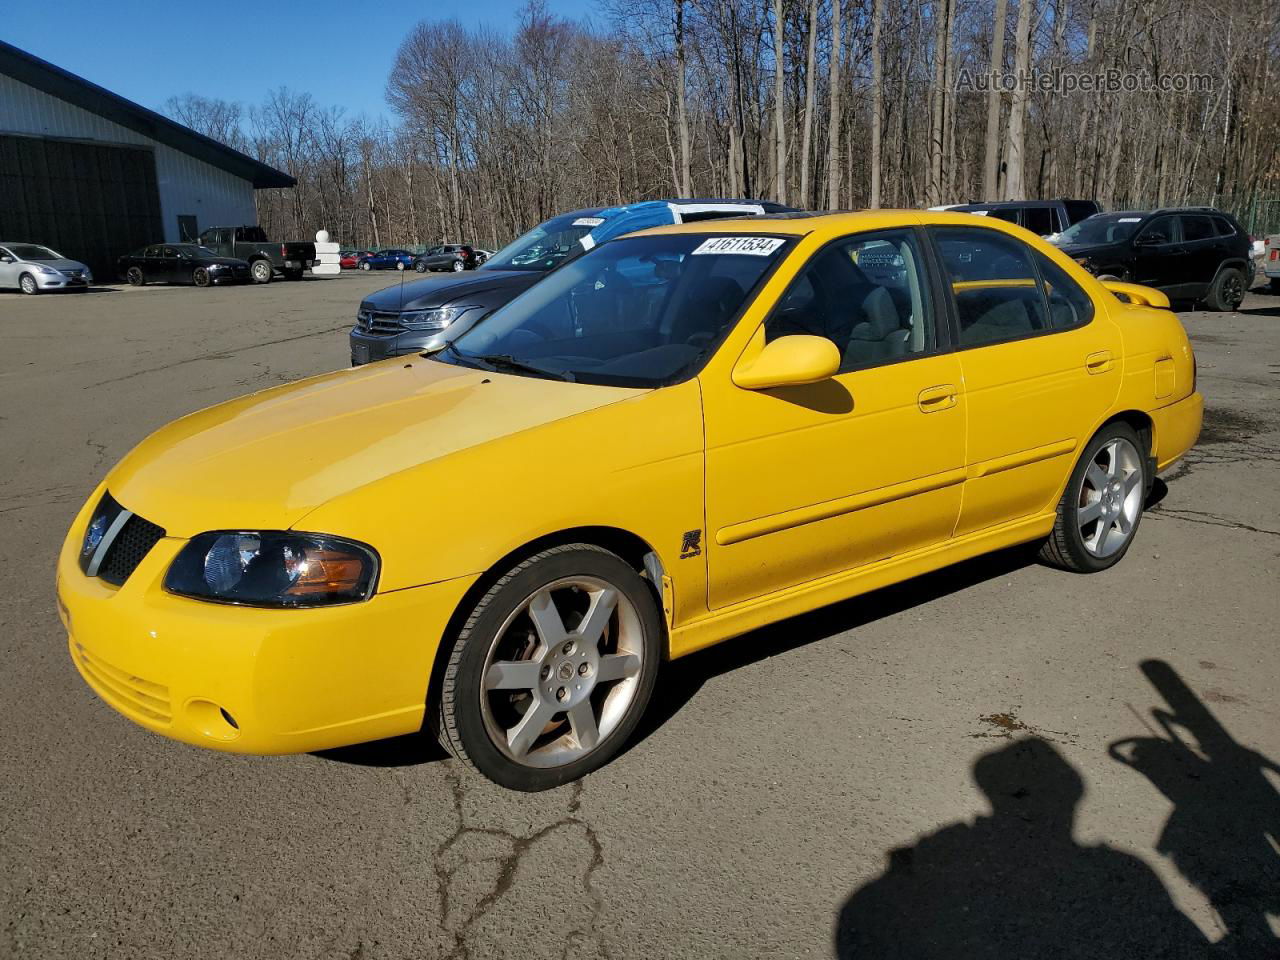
[98,513,166,585]
[355,308,406,336]
[75,643,172,723]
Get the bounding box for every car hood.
[364,268,542,311]
[1056,241,1127,260]
[107,359,638,538]
[31,258,89,272]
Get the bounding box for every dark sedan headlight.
[400,306,474,330]
[165,531,378,607]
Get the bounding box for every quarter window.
[933,228,1050,347]
[1181,215,1216,242]
[1033,252,1094,329]
[765,229,935,372]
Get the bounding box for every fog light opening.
[185,699,241,742]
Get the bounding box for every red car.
[339,250,367,269]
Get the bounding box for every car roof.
[634,208,989,240]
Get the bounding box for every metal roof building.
[0,40,293,279]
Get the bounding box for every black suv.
[1055,208,1252,311]
[946,199,1100,237]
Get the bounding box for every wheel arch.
[1209,257,1250,286]
[424,525,668,730]
[1090,410,1155,494]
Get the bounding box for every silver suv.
[0,242,93,294]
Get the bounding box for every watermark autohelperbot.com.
[957,67,1216,95]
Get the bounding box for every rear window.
[1211,216,1237,237]
[1063,200,1100,225]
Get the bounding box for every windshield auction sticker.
[573,217,605,227]
[691,236,786,256]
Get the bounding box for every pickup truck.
[197,226,317,283]
[1264,235,1280,292]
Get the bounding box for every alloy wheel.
[1223,272,1244,308]
[479,576,644,768]
[1077,437,1143,558]
[19,274,37,295]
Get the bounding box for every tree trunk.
[982,0,1009,199]
[675,0,692,196]
[825,0,843,208]
[773,0,787,204]
[1003,0,1033,200]
[870,0,884,207]
[799,0,819,207]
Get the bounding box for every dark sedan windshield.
[1058,215,1145,246]
[441,233,792,387]
[483,213,600,272]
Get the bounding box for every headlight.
[165,531,378,607]
[400,306,473,331]
[35,265,60,275]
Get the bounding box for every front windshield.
[1057,215,1144,246]
[443,233,792,387]
[7,244,60,260]
[483,213,599,272]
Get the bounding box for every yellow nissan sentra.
[58,211,1202,790]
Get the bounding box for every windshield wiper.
[474,353,574,382]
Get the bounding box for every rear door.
[930,225,1122,535]
[1179,214,1222,295]
[0,246,19,288]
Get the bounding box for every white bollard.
[312,229,341,276]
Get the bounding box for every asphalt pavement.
[2,272,1277,958]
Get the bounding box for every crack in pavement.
[84,325,350,388]
[1147,506,1280,538]
[434,774,610,960]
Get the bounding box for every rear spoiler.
[1102,281,1171,309]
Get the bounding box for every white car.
[1264,235,1280,293]
[0,242,92,294]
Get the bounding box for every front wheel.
[19,273,39,295]
[434,544,662,791]
[192,267,211,287]
[250,260,273,284]
[414,261,427,273]
[359,261,371,271]
[1204,267,1246,312]
[1040,422,1146,573]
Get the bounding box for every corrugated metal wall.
[0,134,163,278]
[0,73,256,248]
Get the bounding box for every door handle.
[1085,350,1114,374]
[917,384,957,413]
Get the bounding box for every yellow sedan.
[58,211,1202,790]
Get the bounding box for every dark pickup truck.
[197,226,317,283]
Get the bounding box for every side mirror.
[0,255,13,264]
[733,335,841,391]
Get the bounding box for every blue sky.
[5,0,601,125]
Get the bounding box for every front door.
[0,247,19,288]
[928,225,1123,536]
[1133,215,1187,293]
[702,228,966,610]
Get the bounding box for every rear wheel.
[434,544,662,791]
[192,267,211,287]
[126,266,145,286]
[250,260,273,284]
[1040,422,1146,573]
[451,259,465,272]
[18,273,38,295]
[1204,267,1246,312]
[359,261,371,271]
[414,261,427,273]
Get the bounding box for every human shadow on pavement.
[834,736,1211,958]
[1109,659,1280,957]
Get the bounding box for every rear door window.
[1181,215,1216,243]
[933,227,1050,347]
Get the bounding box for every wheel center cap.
[557,662,575,681]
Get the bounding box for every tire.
[193,267,211,288]
[451,259,465,272]
[1040,421,1146,573]
[434,544,662,791]
[414,261,427,273]
[125,266,145,286]
[18,273,39,295]
[359,261,371,271]
[250,260,273,284]
[1204,266,1246,312]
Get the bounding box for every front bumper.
[57,495,477,754]
[350,328,443,365]
[35,271,91,290]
